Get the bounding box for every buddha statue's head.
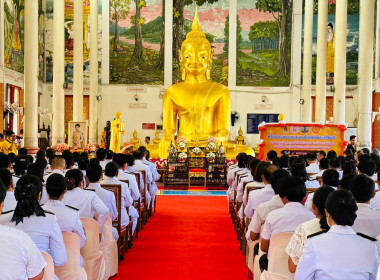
[115,112,122,119]
[155,131,159,138]
[179,8,213,81]
[133,130,138,138]
[238,126,243,136]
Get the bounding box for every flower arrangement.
[206,136,218,150]
[169,142,178,156]
[176,136,188,150]
[217,143,225,156]
[56,143,69,152]
[178,152,188,162]
[84,143,97,153]
[206,152,215,159]
[192,147,202,155]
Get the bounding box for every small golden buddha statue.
[109,112,124,153]
[235,126,246,145]
[153,131,161,144]
[131,130,141,150]
[159,9,230,158]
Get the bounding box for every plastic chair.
[55,232,87,280]
[41,252,55,280]
[80,218,106,280]
[99,213,118,278]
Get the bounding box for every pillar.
[52,0,65,145]
[73,0,84,121]
[333,0,347,124]
[357,0,375,148]
[89,0,98,144]
[23,0,39,151]
[315,0,328,122]
[302,0,314,122]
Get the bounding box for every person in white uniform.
[236,158,259,203]
[62,169,110,235]
[291,163,320,190]
[96,148,108,171]
[0,181,47,280]
[125,154,151,205]
[132,150,153,187]
[139,147,158,205]
[350,174,380,238]
[0,167,17,212]
[0,154,20,187]
[305,152,319,174]
[295,190,379,280]
[329,157,343,180]
[227,153,247,187]
[357,159,378,189]
[0,175,67,267]
[41,156,66,205]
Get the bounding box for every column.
[228,0,237,89]
[89,0,98,144]
[23,0,39,151]
[73,0,84,121]
[302,0,314,122]
[333,0,347,124]
[357,0,375,148]
[52,0,65,145]
[314,0,328,122]
[164,0,173,87]
[101,0,109,84]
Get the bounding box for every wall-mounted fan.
[231,111,240,126]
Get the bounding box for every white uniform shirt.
[244,184,274,219]
[261,202,315,240]
[99,161,107,171]
[227,167,243,186]
[232,168,250,191]
[0,212,67,266]
[133,159,153,184]
[143,158,158,195]
[12,175,19,187]
[42,200,86,248]
[295,225,379,280]
[62,187,109,233]
[86,182,118,221]
[306,162,319,174]
[236,174,253,203]
[243,181,265,205]
[0,224,47,280]
[126,166,144,191]
[246,194,284,242]
[2,191,17,212]
[117,169,141,200]
[371,192,380,210]
[352,203,380,238]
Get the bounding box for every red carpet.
[114,195,248,280]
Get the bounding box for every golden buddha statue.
[235,126,246,145]
[153,131,161,144]
[159,10,230,158]
[131,130,141,150]
[109,112,125,153]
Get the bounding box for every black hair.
[272,157,279,166]
[249,158,260,176]
[145,136,150,140]
[12,175,45,225]
[0,168,12,189]
[317,150,326,158]
[339,174,355,191]
[0,154,11,168]
[46,148,56,158]
[35,158,48,170]
[329,157,341,169]
[349,174,375,203]
[357,160,376,177]
[291,163,308,182]
[27,163,45,183]
[349,135,356,140]
[338,156,346,168]
[14,155,29,176]
[86,163,103,183]
[105,161,119,178]
[262,164,278,182]
[277,176,307,202]
[75,124,80,128]
[312,186,335,230]
[375,160,380,173]
[96,148,107,161]
[344,149,353,156]
[370,153,380,162]
[267,150,277,161]
[146,150,151,160]
[253,161,270,182]
[328,22,333,29]
[18,148,28,156]
[358,154,371,164]
[236,153,247,168]
[319,158,330,170]
[0,180,6,204]
[270,169,290,194]
[62,150,74,169]
[361,148,370,155]
[325,190,358,226]
[244,155,254,168]
[322,169,340,187]
[8,153,16,164]
[5,130,14,137]
[27,155,34,164]
[345,155,355,161]
[293,157,306,167]
[89,158,100,165]
[125,154,135,166]
[46,173,66,199]
[278,155,289,169]
[305,153,317,161]
[138,146,147,154]
[78,157,89,171]
[133,150,144,160]
[48,154,56,166]
[288,156,297,169]
[106,150,114,160]
[72,152,80,163]
[65,169,84,191]
[36,150,46,159]
[113,153,128,168]
[342,160,358,177]
[327,150,337,160]
[80,152,89,159]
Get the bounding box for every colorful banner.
[258,123,347,160]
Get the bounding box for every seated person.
[236,158,260,203]
[266,150,277,164]
[295,190,379,279]
[329,157,343,179]
[62,169,110,234]
[232,155,253,192]
[138,146,159,204]
[0,181,46,280]
[0,154,19,186]
[113,153,140,201]
[342,160,358,177]
[96,148,108,170]
[316,150,326,163]
[132,150,153,187]
[227,153,246,187]
[242,161,267,205]
[317,158,329,177]
[357,159,378,189]
[305,153,319,174]
[0,175,67,267]
[286,186,334,273]
[13,155,29,177]
[61,150,75,173]
[0,168,16,212]
[350,174,380,238]
[278,155,289,170]
[106,150,114,164]
[246,169,290,243]
[291,163,320,189]
[244,163,277,219]
[125,154,151,205]
[27,163,45,183]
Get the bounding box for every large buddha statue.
[159,10,230,158]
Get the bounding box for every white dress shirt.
[86,182,118,221]
[246,194,284,242]
[143,158,158,195]
[244,184,274,219]
[352,203,380,238]
[117,169,141,200]
[133,159,153,184]
[0,212,67,267]
[306,162,319,174]
[371,192,380,210]
[125,166,152,204]
[243,181,265,205]
[232,168,250,191]
[0,224,47,280]
[236,174,253,203]
[62,187,109,233]
[261,202,315,241]
[295,225,379,280]
[42,199,87,248]
[99,161,107,171]
[2,191,17,212]
[227,167,243,186]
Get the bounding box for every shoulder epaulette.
[84,188,95,192]
[307,230,327,239]
[103,188,114,192]
[357,232,377,241]
[1,210,14,215]
[44,210,55,215]
[65,205,79,211]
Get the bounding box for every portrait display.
[68,121,88,148]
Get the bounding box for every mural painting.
[172,0,229,85]
[4,0,24,73]
[109,0,164,84]
[236,0,292,87]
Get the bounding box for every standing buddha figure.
[109,112,124,153]
[159,9,230,158]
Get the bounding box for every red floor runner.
[114,196,248,280]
